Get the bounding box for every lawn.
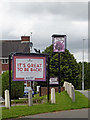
[2,91,89,119]
[1,94,47,105]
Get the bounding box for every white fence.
[63,82,75,102]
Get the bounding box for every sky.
[0,0,89,62]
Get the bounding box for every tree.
[84,62,89,89]
[78,62,90,90]
[87,62,90,89]
[40,45,80,89]
[1,71,24,99]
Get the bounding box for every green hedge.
[1,71,24,99]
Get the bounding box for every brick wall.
[39,87,65,96]
[0,59,13,74]
[2,64,9,71]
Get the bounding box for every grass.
[1,94,47,104]
[2,91,89,119]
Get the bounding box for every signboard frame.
[12,53,46,82]
[52,34,66,53]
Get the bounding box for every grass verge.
[2,91,89,119]
[1,94,47,104]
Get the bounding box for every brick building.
[0,36,32,87]
[0,36,30,74]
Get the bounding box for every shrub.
[1,71,24,99]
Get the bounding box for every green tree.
[0,75,2,97]
[78,62,90,90]
[40,45,80,89]
[1,71,24,99]
[87,62,90,89]
[84,62,89,89]
[78,62,82,89]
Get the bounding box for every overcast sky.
[0,1,88,62]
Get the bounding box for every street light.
[29,32,33,88]
[30,32,33,52]
[82,39,85,90]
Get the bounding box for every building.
[0,36,30,74]
[0,36,31,87]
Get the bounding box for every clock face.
[53,37,65,52]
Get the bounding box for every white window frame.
[2,59,8,64]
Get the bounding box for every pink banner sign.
[13,56,46,81]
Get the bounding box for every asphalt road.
[22,108,89,119]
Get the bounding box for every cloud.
[72,50,88,62]
[0,2,88,62]
[2,0,89,2]
[4,2,88,21]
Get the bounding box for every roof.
[0,40,30,57]
[52,34,66,38]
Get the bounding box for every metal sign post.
[9,52,14,107]
[47,56,50,102]
[58,53,61,93]
[9,54,11,106]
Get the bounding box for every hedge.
[1,71,24,99]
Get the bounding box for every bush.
[1,71,24,99]
[0,75,2,96]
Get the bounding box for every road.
[20,108,89,119]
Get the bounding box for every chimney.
[21,36,30,43]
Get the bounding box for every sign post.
[52,34,66,93]
[47,56,50,102]
[58,53,60,93]
[9,54,11,107]
[9,53,14,107]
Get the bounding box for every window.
[2,59,8,64]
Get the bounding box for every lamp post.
[82,39,85,90]
[30,32,33,52]
[29,32,33,88]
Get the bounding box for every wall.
[39,87,65,96]
[0,59,13,74]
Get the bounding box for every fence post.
[5,90,10,109]
[51,88,56,104]
[72,86,75,102]
[28,90,33,106]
